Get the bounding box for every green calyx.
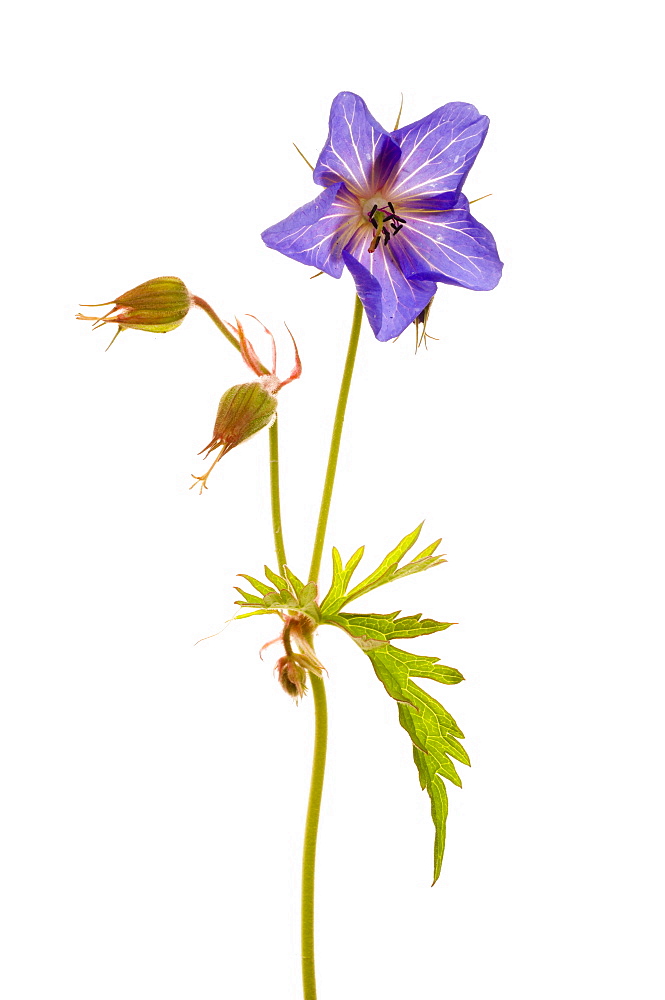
[212,382,278,452]
[113,276,192,332]
[191,382,278,493]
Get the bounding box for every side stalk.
[301,295,364,1000]
[193,294,287,569]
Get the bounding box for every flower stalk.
[301,293,364,1000]
[308,295,364,584]
[192,297,289,569]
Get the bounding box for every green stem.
[308,295,364,584]
[191,295,243,355]
[301,671,328,1000]
[269,420,287,570]
[301,295,364,1000]
[193,294,287,568]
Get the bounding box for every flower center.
[363,198,407,254]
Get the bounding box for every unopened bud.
[190,382,277,493]
[275,655,308,699]
[77,276,192,350]
[273,615,325,700]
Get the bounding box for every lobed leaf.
[341,523,424,606]
[335,611,455,641]
[320,545,365,614]
[235,565,321,624]
[264,565,292,594]
[335,610,467,884]
[320,524,447,615]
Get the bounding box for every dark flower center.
[368,202,407,253]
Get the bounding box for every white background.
[2,1,663,997]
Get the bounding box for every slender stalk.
[301,671,328,1000]
[269,420,287,570]
[301,295,364,1000]
[191,295,243,354]
[193,294,287,567]
[308,295,364,584]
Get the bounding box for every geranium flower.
[261,92,503,342]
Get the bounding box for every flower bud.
[272,615,325,700]
[77,276,192,350]
[190,382,278,493]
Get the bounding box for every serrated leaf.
[320,525,446,615]
[409,660,464,685]
[264,565,292,594]
[320,545,365,614]
[342,523,424,605]
[284,565,305,594]
[336,609,467,885]
[237,573,273,597]
[390,554,447,583]
[414,748,449,885]
[234,586,266,606]
[335,611,454,641]
[410,538,443,562]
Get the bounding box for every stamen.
[367,204,406,253]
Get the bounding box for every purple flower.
[262,92,503,342]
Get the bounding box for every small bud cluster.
[77,276,301,492]
[271,614,325,700]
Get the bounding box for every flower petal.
[343,232,436,342]
[261,182,355,277]
[392,194,503,291]
[313,92,401,198]
[388,103,489,207]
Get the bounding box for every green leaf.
[235,564,321,625]
[342,523,424,605]
[298,582,318,608]
[320,545,365,614]
[335,610,467,884]
[264,565,292,594]
[284,565,305,594]
[319,524,446,616]
[335,610,455,641]
[234,586,267,605]
[237,573,273,597]
[414,747,449,885]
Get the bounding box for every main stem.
[301,295,364,1000]
[192,294,287,569]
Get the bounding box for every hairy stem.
[301,295,364,1000]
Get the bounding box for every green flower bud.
[190,382,278,493]
[77,276,192,350]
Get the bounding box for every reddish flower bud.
[77,276,192,350]
[191,316,303,492]
[190,382,278,493]
[271,615,325,700]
